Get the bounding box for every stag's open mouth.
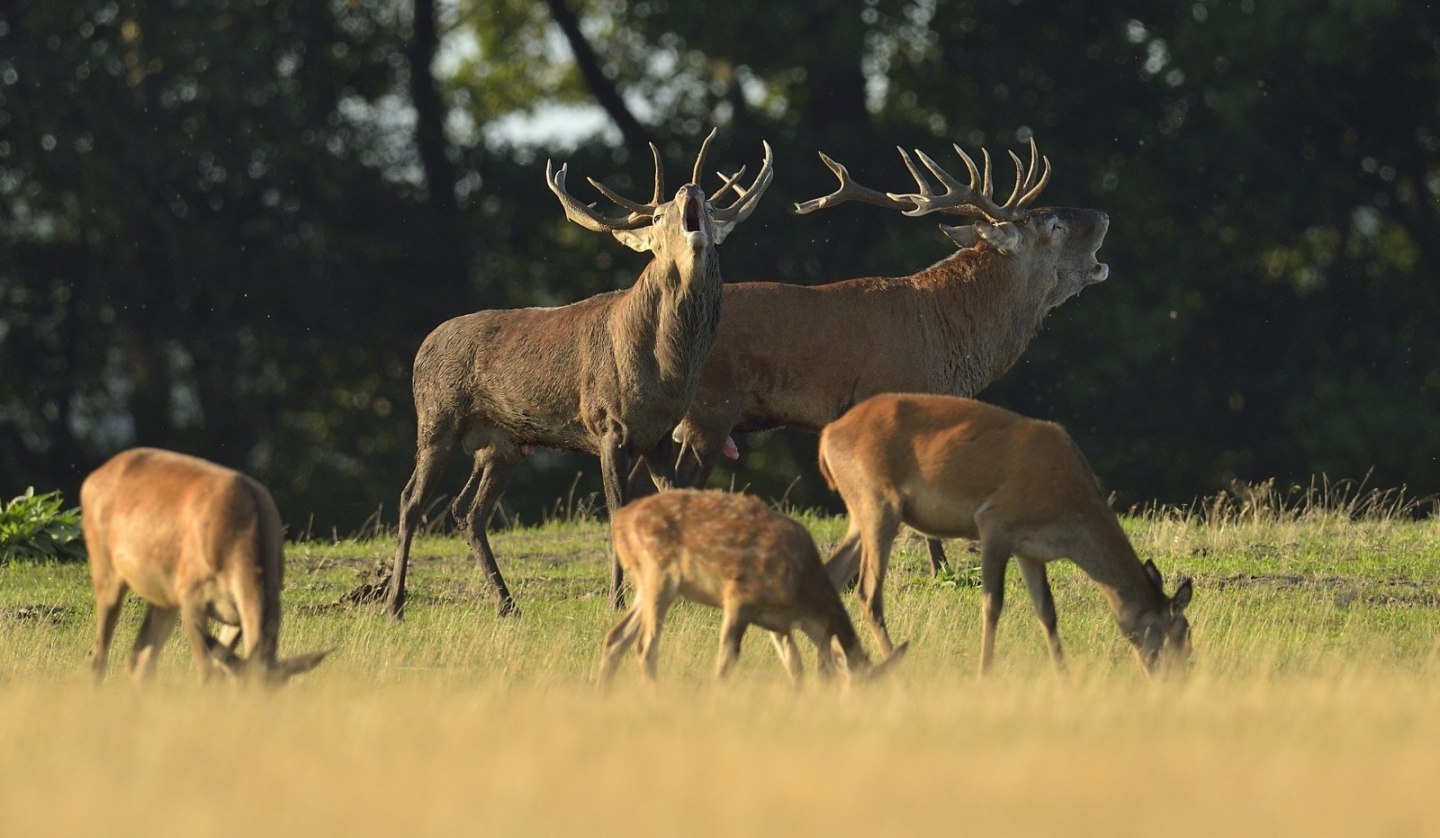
[683,198,703,234]
[1089,261,1110,284]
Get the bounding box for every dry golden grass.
[2,494,1438,836]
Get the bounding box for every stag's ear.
[974,220,1022,255]
[711,219,737,246]
[612,227,656,253]
[939,224,980,249]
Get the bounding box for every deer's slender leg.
[597,607,641,685]
[1017,556,1066,674]
[89,570,127,683]
[977,536,1013,677]
[855,502,902,656]
[925,538,951,578]
[128,605,179,682]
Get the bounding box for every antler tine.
[894,147,937,201]
[980,148,994,200]
[895,147,980,218]
[546,159,652,233]
[690,127,718,187]
[1003,149,1025,207]
[794,149,919,215]
[708,165,746,203]
[1014,138,1052,208]
[649,141,665,206]
[712,140,774,224]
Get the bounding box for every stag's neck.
[915,247,1054,397]
[621,255,723,384]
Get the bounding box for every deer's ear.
[612,227,655,253]
[1143,558,1164,589]
[974,220,1022,255]
[1172,577,1193,612]
[939,224,980,249]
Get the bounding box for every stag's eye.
[1050,220,1065,234]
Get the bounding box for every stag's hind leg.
[386,424,457,620]
[453,449,520,616]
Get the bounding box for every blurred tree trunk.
[543,0,654,150]
[407,0,471,308]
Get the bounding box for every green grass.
[2,491,1440,835]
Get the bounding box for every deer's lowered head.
[1120,559,1194,678]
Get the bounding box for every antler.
[711,140,774,226]
[546,143,665,232]
[793,152,919,215]
[886,137,1051,222]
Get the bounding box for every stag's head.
[546,129,773,274]
[795,137,1110,312]
[1128,559,1193,679]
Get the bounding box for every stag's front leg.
[598,431,634,610]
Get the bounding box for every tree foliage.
[1,0,1436,531]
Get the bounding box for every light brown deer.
[646,138,1108,577]
[381,131,773,619]
[818,394,1192,677]
[597,489,907,685]
[81,448,331,685]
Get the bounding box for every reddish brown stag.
[382,131,773,619]
[818,394,1192,678]
[82,448,331,685]
[598,489,906,685]
[651,137,1109,576]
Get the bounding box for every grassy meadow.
[2,482,1440,836]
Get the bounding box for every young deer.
[381,131,773,620]
[642,138,1110,578]
[81,448,330,685]
[818,394,1192,677]
[597,489,907,685]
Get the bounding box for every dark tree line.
[2,0,1437,532]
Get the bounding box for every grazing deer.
[647,138,1108,577]
[597,489,907,685]
[81,448,331,685]
[382,131,773,620]
[818,394,1192,677]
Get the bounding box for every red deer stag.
[648,138,1108,576]
[382,131,773,619]
[597,489,906,685]
[818,394,1192,678]
[82,448,331,685]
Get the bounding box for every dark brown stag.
[382,131,773,619]
[648,138,1109,575]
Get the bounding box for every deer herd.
[78,130,1193,688]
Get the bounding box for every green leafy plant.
[0,488,85,564]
